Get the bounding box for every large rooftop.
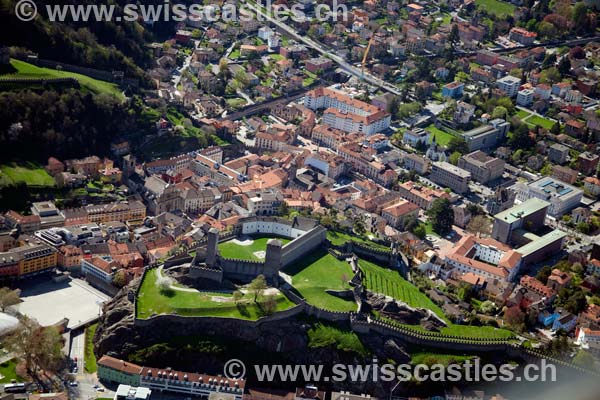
[494,198,550,224]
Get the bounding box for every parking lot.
[15,277,110,329]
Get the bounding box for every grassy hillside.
[2,59,124,100]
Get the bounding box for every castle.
[188,216,327,284]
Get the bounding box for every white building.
[496,75,522,97]
[516,88,534,106]
[402,128,430,148]
[304,87,391,135]
[514,177,583,217]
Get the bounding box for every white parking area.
[15,278,110,328]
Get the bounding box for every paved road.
[245,1,403,96]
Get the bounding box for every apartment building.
[381,200,420,229]
[496,75,522,97]
[430,162,471,194]
[98,356,245,400]
[445,235,523,282]
[85,201,146,224]
[397,181,450,210]
[338,142,397,187]
[458,151,505,184]
[304,152,348,179]
[304,87,391,135]
[0,240,58,278]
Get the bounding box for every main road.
[244,1,403,96]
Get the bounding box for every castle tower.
[122,154,136,179]
[206,228,219,267]
[263,238,283,282]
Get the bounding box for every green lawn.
[326,231,390,251]
[84,323,98,373]
[218,236,291,261]
[475,0,516,16]
[527,115,555,130]
[136,269,295,320]
[359,259,447,321]
[226,98,247,109]
[0,162,55,187]
[425,124,456,147]
[0,359,23,383]
[516,110,532,120]
[270,54,285,61]
[283,250,356,312]
[4,59,124,100]
[410,350,475,366]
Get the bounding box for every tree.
[538,21,557,39]
[232,290,243,304]
[6,317,64,377]
[248,275,268,303]
[353,218,366,236]
[112,270,127,289]
[467,215,492,237]
[262,295,277,315]
[480,300,497,315]
[449,151,462,165]
[0,287,21,312]
[448,24,460,45]
[426,198,454,236]
[573,349,595,369]
[492,106,508,120]
[504,306,526,332]
[558,57,571,75]
[411,223,427,239]
[447,136,469,154]
[572,3,589,33]
[540,67,561,84]
[509,123,534,150]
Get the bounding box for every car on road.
[69,382,78,387]
[96,387,105,392]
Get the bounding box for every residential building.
[445,235,523,282]
[381,200,420,229]
[397,181,450,210]
[305,87,391,135]
[548,143,569,165]
[441,82,464,99]
[584,176,600,197]
[98,356,245,400]
[85,201,147,224]
[81,256,120,284]
[458,151,505,184]
[403,153,430,175]
[402,128,430,148]
[578,152,600,176]
[516,89,534,106]
[496,75,522,97]
[430,162,471,194]
[551,165,578,185]
[509,27,537,45]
